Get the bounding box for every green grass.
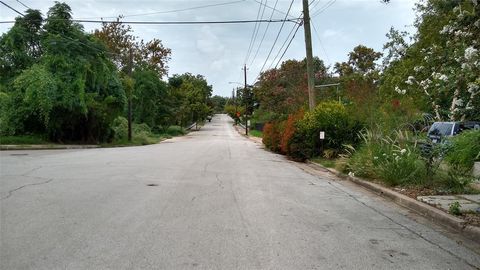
[102,133,169,147]
[0,135,49,145]
[311,157,337,168]
[249,129,263,138]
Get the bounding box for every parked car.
[427,121,480,143]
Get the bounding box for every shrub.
[262,121,285,153]
[280,110,304,155]
[112,116,128,140]
[347,129,426,186]
[133,123,152,134]
[166,125,185,136]
[288,101,363,161]
[444,130,480,173]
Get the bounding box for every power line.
[311,0,336,18]
[76,0,247,20]
[254,0,295,84]
[268,17,300,70]
[0,18,298,25]
[0,0,24,16]
[249,0,279,66]
[1,1,119,57]
[311,19,330,64]
[274,22,302,69]
[244,0,265,64]
[310,0,322,11]
[16,0,31,9]
[251,0,296,19]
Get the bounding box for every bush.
[262,121,285,153]
[288,101,363,161]
[166,125,185,136]
[444,130,480,173]
[347,129,426,186]
[280,110,304,155]
[112,116,128,140]
[133,123,152,134]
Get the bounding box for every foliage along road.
[1,114,479,269]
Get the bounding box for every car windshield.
[428,122,454,136]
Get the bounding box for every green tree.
[380,0,479,121]
[255,57,328,117]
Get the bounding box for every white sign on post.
[319,131,325,140]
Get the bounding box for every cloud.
[195,26,225,57]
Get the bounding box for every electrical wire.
[0,1,24,16]
[249,0,279,66]
[0,18,298,25]
[311,0,336,18]
[273,22,301,69]
[251,0,296,19]
[254,0,295,84]
[311,19,330,64]
[268,17,300,70]
[244,0,265,64]
[1,1,119,57]
[76,0,247,20]
[16,0,31,10]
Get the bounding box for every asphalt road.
[1,114,479,269]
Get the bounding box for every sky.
[0,0,418,97]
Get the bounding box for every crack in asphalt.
[1,178,54,200]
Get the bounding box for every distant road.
[1,114,479,269]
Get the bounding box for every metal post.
[127,48,133,141]
[244,64,248,135]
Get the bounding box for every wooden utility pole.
[127,48,133,141]
[302,0,315,111]
[243,64,248,135]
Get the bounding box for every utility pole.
[302,0,316,111]
[243,64,248,136]
[127,48,133,141]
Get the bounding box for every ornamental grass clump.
[347,129,426,186]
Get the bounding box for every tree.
[94,17,171,78]
[334,45,382,77]
[255,57,328,117]
[168,73,212,126]
[0,2,126,142]
[380,0,479,121]
[333,45,383,126]
[0,9,43,84]
[209,95,228,113]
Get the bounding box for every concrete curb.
[1,144,100,151]
[306,161,480,243]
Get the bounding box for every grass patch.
[249,129,263,138]
[311,157,337,168]
[102,133,169,147]
[0,135,49,145]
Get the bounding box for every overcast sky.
[1,0,417,96]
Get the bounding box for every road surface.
[1,114,479,269]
